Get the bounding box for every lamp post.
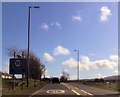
[74,50,80,81]
[27,6,40,87]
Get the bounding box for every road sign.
[9,58,27,74]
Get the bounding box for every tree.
[60,71,70,82]
[6,47,45,80]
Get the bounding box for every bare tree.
[6,47,45,80]
[60,71,70,82]
[6,46,18,57]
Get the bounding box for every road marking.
[30,84,49,97]
[46,89,65,94]
[67,87,71,89]
[74,87,79,90]
[30,90,39,97]
[61,83,81,95]
[81,89,93,96]
[61,83,94,96]
[71,89,80,95]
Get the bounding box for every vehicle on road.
[51,77,60,84]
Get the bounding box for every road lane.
[61,83,92,96]
[30,82,120,96]
[32,83,76,95]
[69,83,119,96]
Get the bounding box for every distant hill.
[80,75,120,81]
[103,75,120,80]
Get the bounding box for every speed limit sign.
[9,58,27,74]
[14,60,22,67]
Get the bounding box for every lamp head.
[34,6,40,8]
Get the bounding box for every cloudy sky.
[2,2,118,79]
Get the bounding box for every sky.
[2,2,118,80]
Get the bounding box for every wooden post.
[21,74,24,89]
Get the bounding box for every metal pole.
[27,7,31,87]
[77,50,79,81]
[13,52,16,90]
[74,50,80,81]
[27,6,39,87]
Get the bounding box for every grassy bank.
[79,81,118,92]
[2,79,46,95]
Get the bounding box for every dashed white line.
[61,83,93,96]
[61,83,80,95]
[71,89,80,95]
[81,89,93,96]
[66,87,71,89]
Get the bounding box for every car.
[51,77,60,84]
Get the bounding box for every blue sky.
[2,2,118,79]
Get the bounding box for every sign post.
[9,57,27,89]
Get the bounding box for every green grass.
[2,79,46,95]
[79,82,118,91]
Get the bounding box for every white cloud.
[2,61,9,73]
[43,53,55,62]
[41,23,49,31]
[51,22,62,29]
[110,55,118,62]
[100,6,111,22]
[62,58,77,68]
[54,45,70,56]
[62,55,118,71]
[113,70,118,75]
[92,60,117,69]
[63,69,68,72]
[45,69,51,78]
[72,16,81,22]
[89,53,98,57]
[69,75,77,80]
[80,56,90,64]
[95,73,106,78]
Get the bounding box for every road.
[30,83,119,97]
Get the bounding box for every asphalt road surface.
[30,83,120,97]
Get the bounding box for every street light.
[27,6,40,87]
[74,50,80,81]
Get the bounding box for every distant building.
[1,72,12,79]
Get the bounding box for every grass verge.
[2,79,46,95]
[79,82,118,92]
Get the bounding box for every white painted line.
[67,87,71,89]
[30,84,48,97]
[81,89,93,96]
[30,90,39,97]
[71,89,80,95]
[46,89,65,94]
[74,87,79,90]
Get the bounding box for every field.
[2,79,45,95]
[80,81,119,92]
